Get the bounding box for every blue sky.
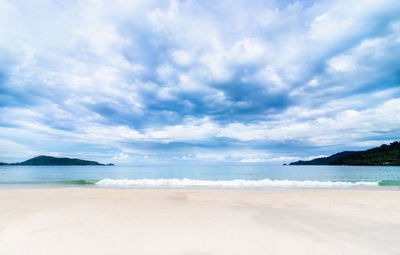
[0,0,400,164]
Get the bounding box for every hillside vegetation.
[290,142,400,166]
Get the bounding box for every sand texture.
[0,188,399,255]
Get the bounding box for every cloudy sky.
[0,0,399,164]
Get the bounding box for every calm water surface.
[0,165,399,188]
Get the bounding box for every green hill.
[289,151,354,165]
[290,142,400,166]
[333,142,400,166]
[1,155,111,166]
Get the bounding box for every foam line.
[95,178,379,188]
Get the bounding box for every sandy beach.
[0,188,399,255]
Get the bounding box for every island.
[0,155,114,166]
[289,141,400,166]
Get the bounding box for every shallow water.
[0,164,399,189]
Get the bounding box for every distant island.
[289,141,400,166]
[0,155,114,166]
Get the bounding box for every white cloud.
[171,50,193,66]
[1,0,400,162]
[229,38,266,64]
[328,55,357,72]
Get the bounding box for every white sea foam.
[95,178,379,189]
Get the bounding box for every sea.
[0,164,400,189]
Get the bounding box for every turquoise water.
[0,165,400,188]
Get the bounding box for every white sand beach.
[0,188,399,255]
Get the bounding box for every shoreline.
[0,185,397,190]
[0,183,398,190]
[1,177,396,189]
[0,188,400,254]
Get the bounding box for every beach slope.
[0,188,399,255]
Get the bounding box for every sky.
[0,0,400,164]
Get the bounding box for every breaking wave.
[95,178,379,189]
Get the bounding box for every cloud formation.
[0,0,399,163]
